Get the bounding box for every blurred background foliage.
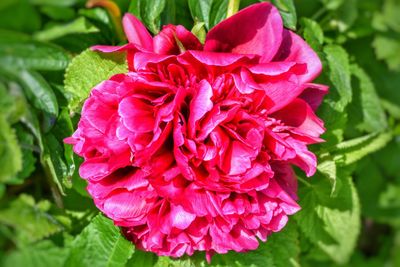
[0,0,399,266]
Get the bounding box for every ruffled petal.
[188,79,213,131]
[271,98,325,139]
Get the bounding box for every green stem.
[297,176,313,187]
[311,7,327,21]
[227,0,240,18]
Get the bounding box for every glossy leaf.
[0,30,70,71]
[188,0,228,30]
[128,0,167,34]
[18,70,59,118]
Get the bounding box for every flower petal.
[271,98,325,139]
[188,80,213,132]
[299,83,329,111]
[204,2,283,62]
[170,205,196,230]
[122,13,153,51]
[91,43,134,53]
[154,25,202,55]
[273,30,322,83]
[103,190,154,225]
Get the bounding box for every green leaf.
[78,7,117,45]
[355,157,386,220]
[41,108,75,193]
[356,153,400,230]
[373,0,400,33]
[373,138,400,179]
[295,173,360,264]
[271,0,297,30]
[17,70,59,118]
[20,101,44,151]
[39,5,75,21]
[0,115,22,183]
[70,155,89,197]
[379,184,400,211]
[14,125,37,183]
[0,82,20,122]
[295,178,337,247]
[320,0,344,10]
[317,159,337,196]
[209,0,229,29]
[160,0,176,25]
[0,194,66,245]
[372,35,400,72]
[188,0,212,29]
[381,99,400,120]
[79,7,111,26]
[332,132,393,165]
[301,18,324,51]
[128,0,167,34]
[126,250,157,267]
[0,67,58,131]
[316,176,360,264]
[318,95,347,146]
[160,0,193,30]
[1,240,69,267]
[188,0,228,30]
[29,0,79,7]
[0,30,70,71]
[41,133,69,195]
[350,64,387,132]
[323,45,352,112]
[63,49,127,112]
[334,0,358,32]
[0,0,41,33]
[128,0,143,20]
[211,222,300,267]
[258,222,300,267]
[64,214,134,267]
[347,37,400,105]
[154,256,199,267]
[0,184,5,198]
[34,17,99,42]
[56,109,76,187]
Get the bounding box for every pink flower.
[65,2,328,262]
